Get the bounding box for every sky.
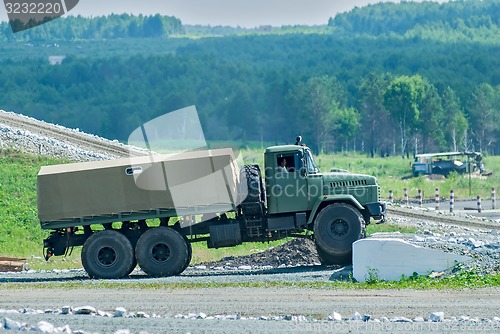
[1,0,448,27]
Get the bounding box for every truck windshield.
[305,149,319,174]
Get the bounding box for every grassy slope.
[0,149,64,256]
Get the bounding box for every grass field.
[0,148,498,269]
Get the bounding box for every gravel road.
[1,277,500,333]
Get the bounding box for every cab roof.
[265,145,307,154]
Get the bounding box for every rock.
[391,317,413,322]
[3,317,21,330]
[363,314,371,322]
[114,330,131,334]
[352,311,362,321]
[429,312,445,322]
[330,311,342,321]
[61,306,72,315]
[197,312,207,319]
[238,265,252,270]
[413,316,425,322]
[114,307,127,317]
[413,235,425,242]
[56,324,72,333]
[37,321,55,333]
[74,306,96,315]
[136,311,149,318]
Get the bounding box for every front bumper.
[364,201,386,223]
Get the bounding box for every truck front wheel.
[135,227,190,277]
[313,203,365,265]
[81,230,136,279]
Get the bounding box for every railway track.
[387,205,499,230]
[0,110,147,158]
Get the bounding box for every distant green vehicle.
[412,151,483,177]
[39,137,385,279]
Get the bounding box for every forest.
[0,0,499,157]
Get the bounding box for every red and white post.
[435,188,440,210]
[404,188,409,205]
[418,189,423,207]
[477,195,482,213]
[450,190,454,213]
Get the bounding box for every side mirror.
[299,168,307,177]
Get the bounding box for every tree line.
[0,14,182,42]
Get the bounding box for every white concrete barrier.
[353,238,471,282]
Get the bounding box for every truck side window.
[276,156,295,173]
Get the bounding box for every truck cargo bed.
[38,149,239,229]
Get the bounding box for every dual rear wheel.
[82,227,191,279]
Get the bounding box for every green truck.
[38,138,385,279]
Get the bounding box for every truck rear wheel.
[135,227,190,277]
[313,203,365,265]
[81,230,135,279]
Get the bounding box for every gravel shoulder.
[1,284,499,333]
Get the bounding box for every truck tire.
[313,203,365,265]
[135,227,190,277]
[81,230,135,279]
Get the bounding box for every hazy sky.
[1,0,448,27]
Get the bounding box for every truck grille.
[329,180,367,188]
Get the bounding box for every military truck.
[38,138,385,279]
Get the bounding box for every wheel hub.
[97,246,117,266]
[151,243,170,262]
[330,219,349,237]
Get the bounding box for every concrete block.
[353,238,471,282]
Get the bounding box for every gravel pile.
[198,238,323,270]
[0,123,112,161]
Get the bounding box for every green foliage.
[1,2,500,156]
[0,14,182,42]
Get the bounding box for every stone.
[114,307,127,317]
[352,311,362,321]
[363,314,371,322]
[238,265,252,270]
[197,312,207,319]
[413,317,425,322]
[114,330,131,334]
[74,306,96,315]
[353,238,472,282]
[37,321,55,333]
[391,317,413,322]
[61,306,72,315]
[3,317,21,330]
[56,324,72,333]
[429,312,445,322]
[136,311,149,318]
[331,311,342,321]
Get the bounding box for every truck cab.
[260,142,385,264]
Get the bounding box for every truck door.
[267,152,309,214]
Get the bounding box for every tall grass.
[0,149,64,256]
